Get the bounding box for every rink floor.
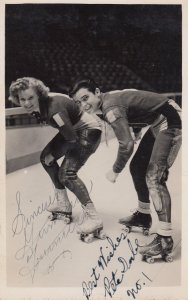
[6,137,181,292]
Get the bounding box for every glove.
[106,169,119,183]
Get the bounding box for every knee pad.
[59,168,81,193]
[65,170,78,180]
[146,163,169,212]
[40,153,55,167]
[146,163,157,187]
[58,168,77,184]
[160,169,169,183]
[146,163,168,186]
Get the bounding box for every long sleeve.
[104,107,134,173]
[51,111,78,143]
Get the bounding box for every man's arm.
[105,108,134,181]
[111,117,134,173]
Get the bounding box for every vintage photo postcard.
[1,1,188,299]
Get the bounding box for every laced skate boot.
[47,189,72,223]
[77,203,106,243]
[139,234,173,263]
[119,210,152,235]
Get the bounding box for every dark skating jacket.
[34,93,101,143]
[99,89,169,173]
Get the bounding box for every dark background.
[5,4,182,108]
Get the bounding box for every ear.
[95,88,101,95]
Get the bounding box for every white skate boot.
[47,188,72,224]
[77,203,106,243]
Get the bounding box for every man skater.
[69,78,182,259]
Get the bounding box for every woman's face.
[18,87,40,113]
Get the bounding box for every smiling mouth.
[24,106,35,113]
[25,106,33,110]
[84,103,92,112]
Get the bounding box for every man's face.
[73,88,101,114]
[18,87,40,113]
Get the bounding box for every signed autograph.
[82,232,142,300]
[47,250,72,273]
[11,180,94,283]
[11,190,86,283]
[126,272,152,299]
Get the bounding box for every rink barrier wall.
[6,117,115,174]
[5,92,181,173]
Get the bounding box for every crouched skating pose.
[9,77,106,241]
[70,78,182,260]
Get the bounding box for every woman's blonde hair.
[9,77,50,105]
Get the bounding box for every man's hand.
[106,170,119,183]
[134,130,142,143]
[44,153,55,166]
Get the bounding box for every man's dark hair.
[69,78,99,98]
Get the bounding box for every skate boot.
[77,203,106,243]
[47,189,72,224]
[139,234,173,263]
[119,210,152,235]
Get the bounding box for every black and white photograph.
[1,1,187,299]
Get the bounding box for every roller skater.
[77,203,106,243]
[139,234,173,263]
[47,188,72,223]
[70,78,181,258]
[119,209,152,236]
[9,77,103,234]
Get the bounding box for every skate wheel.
[84,234,94,243]
[123,226,131,233]
[164,254,173,262]
[48,213,57,221]
[80,233,86,241]
[143,228,150,236]
[98,230,107,240]
[146,257,154,264]
[78,234,82,240]
[64,217,71,224]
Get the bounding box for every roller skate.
[139,234,173,263]
[77,203,106,243]
[119,210,152,236]
[47,188,72,224]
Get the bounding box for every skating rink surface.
[6,136,182,295]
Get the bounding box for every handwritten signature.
[127,272,153,299]
[12,191,56,237]
[11,188,90,283]
[82,232,141,300]
[47,250,72,273]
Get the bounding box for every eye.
[29,96,33,100]
[82,95,89,102]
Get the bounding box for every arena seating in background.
[5,5,182,172]
[6,32,181,110]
